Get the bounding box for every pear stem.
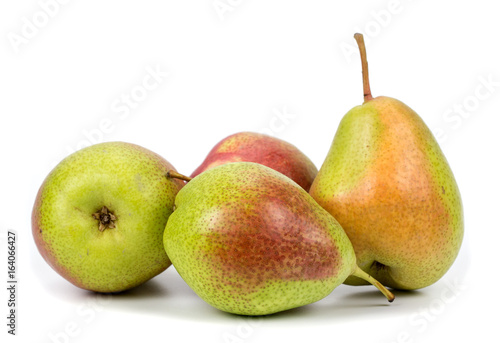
[352,266,395,302]
[354,33,373,103]
[166,170,192,182]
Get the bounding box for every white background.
[1,1,499,342]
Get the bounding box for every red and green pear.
[165,162,394,316]
[191,131,318,191]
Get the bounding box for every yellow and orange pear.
[310,34,464,290]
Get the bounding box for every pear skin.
[309,34,464,290]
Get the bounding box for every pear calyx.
[92,206,117,232]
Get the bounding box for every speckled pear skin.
[190,132,318,191]
[309,96,464,290]
[165,162,356,316]
[32,142,185,293]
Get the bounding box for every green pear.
[32,142,185,293]
[164,162,394,316]
[309,34,464,290]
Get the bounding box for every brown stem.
[352,266,395,303]
[167,170,192,182]
[354,33,373,102]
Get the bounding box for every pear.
[190,131,318,191]
[309,34,464,290]
[32,142,185,293]
[165,163,394,316]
